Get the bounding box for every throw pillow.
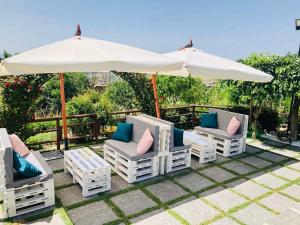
[13,151,42,178]
[112,122,133,143]
[9,134,30,157]
[227,116,241,136]
[137,128,154,155]
[174,128,184,147]
[200,112,218,128]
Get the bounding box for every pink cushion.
[137,129,154,155]
[227,116,241,136]
[9,134,30,157]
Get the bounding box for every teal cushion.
[13,151,42,178]
[174,128,184,147]
[200,112,218,128]
[112,122,133,143]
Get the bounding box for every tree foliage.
[0,74,53,138]
[106,80,139,110]
[35,73,91,116]
[114,72,155,116]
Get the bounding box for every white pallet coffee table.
[184,131,216,163]
[64,147,111,197]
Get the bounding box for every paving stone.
[191,157,207,169]
[200,186,226,197]
[68,201,119,225]
[226,179,269,199]
[257,152,288,162]
[89,144,104,154]
[130,209,164,223]
[146,180,187,202]
[239,156,273,168]
[266,207,300,225]
[249,173,287,189]
[174,172,215,192]
[232,204,276,225]
[281,184,300,200]
[287,161,300,171]
[171,198,219,225]
[210,217,239,225]
[215,154,229,163]
[272,167,300,180]
[54,172,73,188]
[132,211,182,225]
[222,161,256,175]
[199,166,236,183]
[47,158,64,171]
[111,190,157,215]
[56,185,95,207]
[204,189,246,211]
[259,193,300,213]
[110,175,134,193]
[245,145,263,153]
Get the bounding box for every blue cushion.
[112,122,133,143]
[174,128,184,147]
[13,151,42,178]
[200,112,218,128]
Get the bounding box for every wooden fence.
[26,105,227,150]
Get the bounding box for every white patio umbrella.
[162,40,273,82]
[0,25,183,149]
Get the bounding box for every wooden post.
[56,118,61,150]
[59,73,69,150]
[151,74,161,118]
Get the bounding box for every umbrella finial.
[75,24,81,36]
[179,39,193,50]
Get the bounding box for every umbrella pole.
[151,74,161,118]
[59,72,69,150]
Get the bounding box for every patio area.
[8,140,300,225]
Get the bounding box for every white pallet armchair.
[137,114,191,174]
[195,109,248,157]
[0,128,55,219]
[104,116,160,183]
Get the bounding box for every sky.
[0,0,299,60]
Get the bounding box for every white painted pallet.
[136,115,172,175]
[64,147,111,197]
[184,131,217,163]
[196,132,245,157]
[2,179,55,218]
[104,145,159,183]
[165,148,191,173]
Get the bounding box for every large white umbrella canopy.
[0,36,183,76]
[0,25,184,149]
[162,41,273,82]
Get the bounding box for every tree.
[114,72,156,116]
[275,54,300,140]
[0,74,53,138]
[229,54,281,138]
[156,75,207,106]
[106,80,139,110]
[35,73,91,116]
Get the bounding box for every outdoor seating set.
[0,108,248,219]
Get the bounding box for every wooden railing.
[26,105,228,150]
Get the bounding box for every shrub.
[66,90,112,138]
[0,74,52,139]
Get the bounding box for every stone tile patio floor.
[8,142,300,225]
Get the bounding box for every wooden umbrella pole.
[151,74,161,118]
[59,72,69,150]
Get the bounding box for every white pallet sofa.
[104,116,160,183]
[0,128,55,219]
[195,109,248,157]
[137,114,191,173]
